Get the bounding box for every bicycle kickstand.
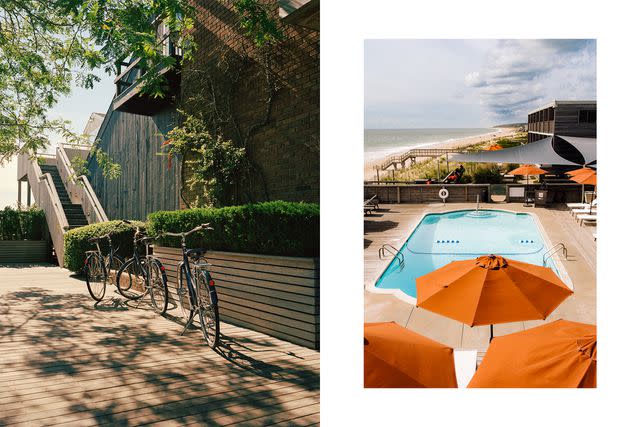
[180,311,197,336]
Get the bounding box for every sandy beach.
[364,127,519,181]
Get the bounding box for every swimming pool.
[374,210,565,299]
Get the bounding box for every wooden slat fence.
[153,246,320,350]
[0,241,50,263]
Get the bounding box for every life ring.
[439,188,449,200]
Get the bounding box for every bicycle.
[162,223,220,349]
[115,220,169,315]
[84,231,125,302]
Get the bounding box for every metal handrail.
[543,243,568,266]
[378,244,405,269]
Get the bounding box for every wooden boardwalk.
[0,265,319,426]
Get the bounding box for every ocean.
[364,128,496,162]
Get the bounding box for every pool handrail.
[378,244,405,269]
[543,242,568,266]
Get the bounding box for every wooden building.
[527,100,596,143]
[86,0,320,220]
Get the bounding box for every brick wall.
[180,0,319,204]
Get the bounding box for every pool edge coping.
[365,207,575,306]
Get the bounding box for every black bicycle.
[84,231,125,302]
[115,220,169,315]
[162,223,220,349]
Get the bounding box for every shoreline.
[364,127,519,180]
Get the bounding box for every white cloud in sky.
[365,39,596,129]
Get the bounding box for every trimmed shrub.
[0,206,46,240]
[147,201,320,258]
[472,165,503,184]
[64,220,145,272]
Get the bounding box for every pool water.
[375,210,560,298]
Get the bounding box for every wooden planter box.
[153,246,320,350]
[0,240,50,263]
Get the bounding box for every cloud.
[465,39,596,122]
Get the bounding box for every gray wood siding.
[553,104,597,137]
[86,103,181,220]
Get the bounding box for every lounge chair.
[571,207,597,217]
[364,195,379,215]
[577,214,597,226]
[566,199,597,210]
[454,349,478,388]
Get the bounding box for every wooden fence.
[153,246,320,350]
[0,241,50,263]
[364,183,584,204]
[364,184,490,204]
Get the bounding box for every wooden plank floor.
[0,265,319,426]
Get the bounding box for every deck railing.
[56,146,108,224]
[380,148,468,170]
[19,152,69,266]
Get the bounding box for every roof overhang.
[279,0,319,31]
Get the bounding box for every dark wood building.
[86,0,320,220]
[527,100,596,143]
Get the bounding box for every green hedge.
[63,220,145,272]
[147,201,320,257]
[472,165,503,184]
[0,206,46,240]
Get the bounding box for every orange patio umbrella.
[508,164,548,176]
[468,319,596,388]
[567,167,595,177]
[416,255,573,341]
[486,144,503,151]
[364,322,457,388]
[570,169,597,186]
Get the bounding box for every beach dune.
[364,128,519,181]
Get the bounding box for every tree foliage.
[0,0,194,164]
[163,113,246,207]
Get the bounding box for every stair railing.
[56,146,108,223]
[20,153,69,266]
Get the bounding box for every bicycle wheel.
[106,254,125,286]
[147,257,169,315]
[116,257,146,300]
[85,253,107,302]
[177,262,194,320]
[196,270,220,349]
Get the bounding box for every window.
[579,110,596,123]
[549,107,554,120]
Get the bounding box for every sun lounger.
[364,195,379,215]
[454,349,478,388]
[577,214,597,226]
[566,199,597,210]
[571,207,597,217]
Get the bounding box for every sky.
[0,69,114,208]
[364,39,597,129]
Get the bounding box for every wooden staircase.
[17,146,108,266]
[39,165,89,230]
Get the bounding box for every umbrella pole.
[490,324,494,343]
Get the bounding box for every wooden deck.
[0,265,319,426]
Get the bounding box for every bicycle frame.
[167,227,219,335]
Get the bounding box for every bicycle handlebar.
[160,223,213,239]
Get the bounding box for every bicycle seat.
[87,237,100,243]
[186,248,207,259]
